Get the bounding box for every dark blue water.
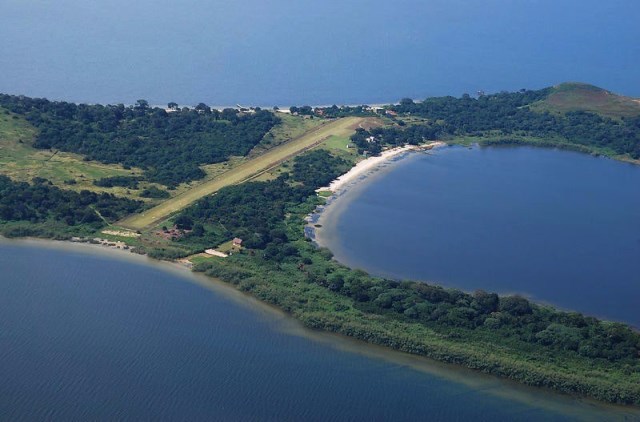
[1,241,636,420]
[1,0,639,106]
[319,146,640,328]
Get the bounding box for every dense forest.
[0,175,143,234]
[174,150,348,252]
[381,89,640,158]
[291,149,351,187]
[350,124,439,155]
[0,94,280,186]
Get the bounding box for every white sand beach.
[318,141,445,194]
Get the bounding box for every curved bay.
[318,146,640,328]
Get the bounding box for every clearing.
[119,116,367,230]
[0,108,147,197]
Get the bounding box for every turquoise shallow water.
[1,240,637,420]
[318,146,640,328]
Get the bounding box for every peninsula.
[1,83,640,406]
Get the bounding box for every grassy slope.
[530,82,640,119]
[448,83,640,163]
[0,107,155,199]
[119,117,366,230]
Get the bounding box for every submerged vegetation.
[1,87,640,405]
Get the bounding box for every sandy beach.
[310,141,446,249]
[317,141,445,194]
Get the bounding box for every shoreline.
[1,236,637,419]
[317,141,446,194]
[309,142,445,248]
[3,142,640,408]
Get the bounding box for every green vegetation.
[0,107,146,195]
[319,135,359,161]
[3,86,640,406]
[291,149,351,187]
[0,95,279,186]
[386,87,640,160]
[0,175,143,238]
[251,113,325,156]
[531,82,640,119]
[94,175,142,189]
[118,117,366,230]
[140,186,170,199]
[163,149,640,406]
[161,150,348,252]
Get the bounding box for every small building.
[232,237,243,247]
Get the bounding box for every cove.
[1,240,637,420]
[316,146,640,328]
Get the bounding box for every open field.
[0,109,146,196]
[119,117,367,230]
[249,113,325,157]
[253,117,385,182]
[319,135,359,160]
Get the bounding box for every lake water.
[1,240,637,421]
[1,0,640,106]
[317,146,640,328]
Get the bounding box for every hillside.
[530,82,640,119]
[389,84,640,160]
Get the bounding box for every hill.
[388,84,640,160]
[530,82,640,119]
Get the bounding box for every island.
[1,83,639,406]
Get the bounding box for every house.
[385,110,398,117]
[232,237,243,247]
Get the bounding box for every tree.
[135,99,149,110]
[174,215,194,230]
[167,102,179,110]
[195,102,211,114]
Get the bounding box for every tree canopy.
[0,94,280,186]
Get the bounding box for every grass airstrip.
[119,116,367,230]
